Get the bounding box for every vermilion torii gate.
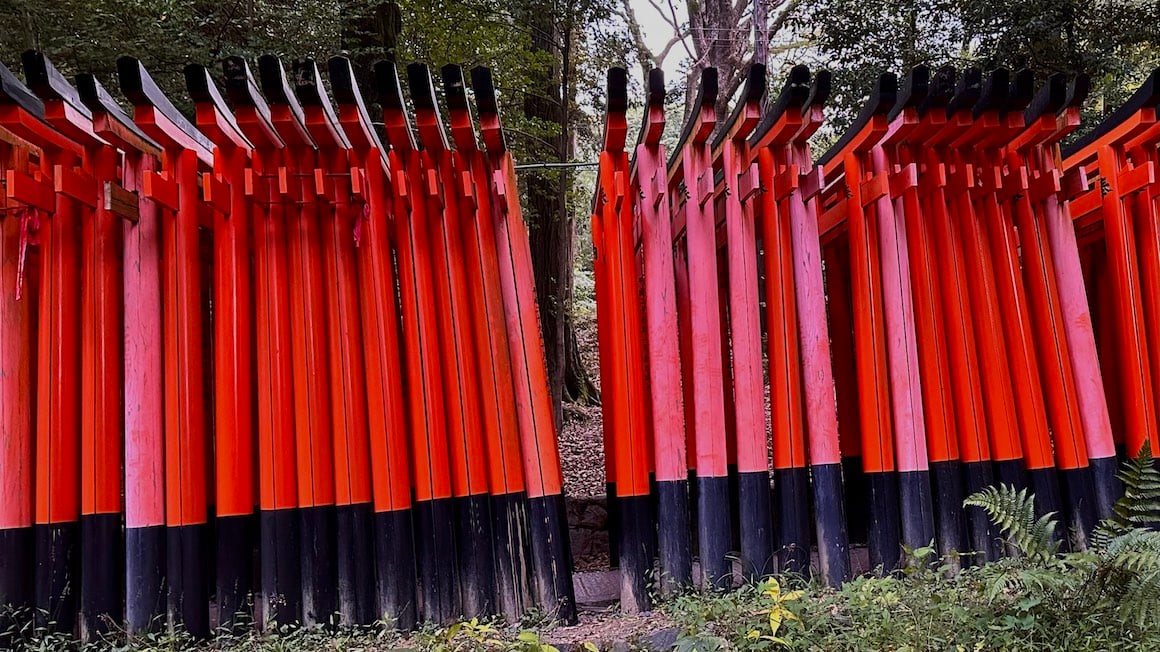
[0,51,575,639]
[595,63,1148,609]
[4,43,1160,639]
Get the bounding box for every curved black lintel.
[442,64,470,112]
[469,66,498,116]
[405,62,449,149]
[77,72,161,151]
[916,65,955,117]
[1005,68,1036,117]
[374,61,408,112]
[21,50,91,121]
[633,67,666,148]
[606,67,629,116]
[1062,73,1090,108]
[714,63,766,149]
[116,56,214,153]
[1022,72,1066,124]
[1066,73,1091,109]
[258,55,310,136]
[646,67,665,108]
[406,62,441,114]
[222,57,269,114]
[888,65,930,121]
[184,64,252,148]
[221,56,283,146]
[0,61,46,118]
[1063,68,1159,157]
[373,61,417,151]
[816,72,898,166]
[806,68,832,111]
[970,68,1010,119]
[328,57,386,153]
[748,64,808,147]
[292,58,349,148]
[944,67,982,118]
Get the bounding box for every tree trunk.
[339,1,400,92]
[523,1,598,430]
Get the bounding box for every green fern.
[1093,442,1160,549]
[964,484,1060,561]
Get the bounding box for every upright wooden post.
[185,63,258,629]
[329,56,418,631]
[472,66,577,622]
[632,68,692,594]
[374,61,459,625]
[118,56,214,637]
[442,63,535,621]
[220,56,303,627]
[294,58,377,627]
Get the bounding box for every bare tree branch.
[620,0,659,75]
[663,0,699,62]
[769,0,805,38]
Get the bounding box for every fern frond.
[1093,442,1160,550]
[965,484,1059,561]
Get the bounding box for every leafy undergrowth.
[8,450,1160,651]
[668,447,1160,651]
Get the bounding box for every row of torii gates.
[0,52,574,639]
[3,45,1160,640]
[594,63,1160,611]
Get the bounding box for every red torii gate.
[0,59,87,634]
[185,61,258,629]
[1063,69,1160,517]
[117,56,215,637]
[328,55,418,631]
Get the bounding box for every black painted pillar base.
[373,508,417,631]
[929,460,966,566]
[994,458,1027,490]
[259,508,302,628]
[166,523,209,638]
[655,479,692,594]
[686,469,699,556]
[865,472,901,574]
[415,497,459,625]
[962,461,1001,562]
[617,494,654,613]
[35,521,79,634]
[0,525,34,647]
[736,470,773,580]
[646,475,659,570]
[455,494,496,619]
[1026,467,1063,518]
[773,467,809,577]
[126,524,166,633]
[215,513,254,631]
[80,513,122,639]
[527,494,577,625]
[1088,455,1121,521]
[605,481,619,569]
[897,470,935,556]
[335,503,376,627]
[842,456,869,544]
[810,463,850,587]
[727,464,741,554]
[491,492,531,621]
[1061,465,1097,551]
[0,525,34,608]
[696,476,732,591]
[299,505,338,627]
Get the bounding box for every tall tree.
[619,0,803,118]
